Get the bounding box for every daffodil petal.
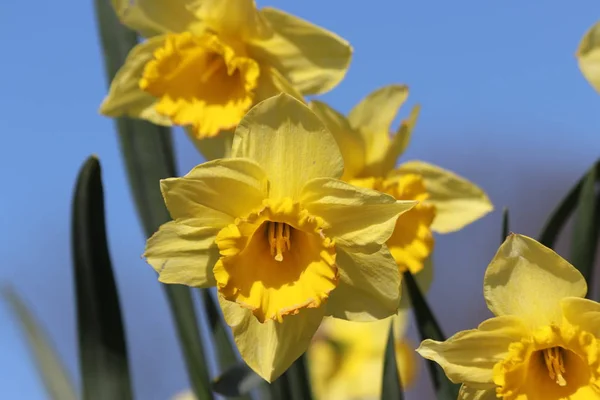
[483,234,587,327]
[347,85,409,167]
[99,36,172,126]
[381,105,420,174]
[458,385,498,400]
[309,101,366,180]
[399,255,434,310]
[325,246,401,321]
[253,65,305,103]
[249,7,352,95]
[186,127,234,161]
[561,297,600,337]
[232,94,344,199]
[577,21,600,94]
[218,295,325,382]
[395,160,493,233]
[144,220,219,287]
[301,177,416,252]
[160,158,268,225]
[416,316,529,386]
[110,0,201,37]
[192,0,270,40]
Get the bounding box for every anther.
[543,347,567,387]
[267,222,292,262]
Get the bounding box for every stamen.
[543,347,567,387]
[267,222,292,262]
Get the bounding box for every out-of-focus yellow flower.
[143,94,417,382]
[310,85,493,278]
[577,21,600,94]
[417,234,600,399]
[308,312,418,400]
[101,0,352,142]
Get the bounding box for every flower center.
[140,31,260,138]
[267,221,291,262]
[213,198,338,323]
[543,347,567,386]
[349,174,435,274]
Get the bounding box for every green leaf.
[538,160,600,248]
[502,207,510,244]
[570,165,598,296]
[381,323,404,400]
[403,271,460,400]
[93,1,213,399]
[2,287,78,400]
[284,354,314,400]
[212,364,264,398]
[72,156,133,400]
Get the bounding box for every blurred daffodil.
[143,94,416,382]
[309,312,418,400]
[417,234,600,399]
[577,21,600,94]
[101,0,352,142]
[310,85,493,277]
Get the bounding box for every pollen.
[267,222,292,262]
[542,347,567,387]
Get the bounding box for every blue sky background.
[1,1,599,399]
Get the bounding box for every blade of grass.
[502,207,510,244]
[381,323,404,400]
[72,156,132,400]
[403,271,460,400]
[2,287,78,400]
[93,1,212,398]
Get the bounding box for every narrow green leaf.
[285,354,314,400]
[2,287,78,400]
[72,156,132,400]
[502,207,510,244]
[570,166,598,295]
[212,364,264,398]
[538,160,600,248]
[381,323,404,400]
[403,271,460,400]
[94,1,212,399]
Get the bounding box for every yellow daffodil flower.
[308,312,417,400]
[309,85,493,277]
[578,21,600,94]
[143,93,417,382]
[101,0,352,141]
[417,234,600,399]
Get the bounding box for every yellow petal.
[458,385,498,400]
[140,32,260,138]
[309,100,366,180]
[144,221,219,287]
[416,316,529,386]
[99,35,172,126]
[249,7,352,95]
[160,158,268,224]
[192,0,270,40]
[301,177,416,252]
[325,246,401,321]
[185,127,234,161]
[232,93,344,199]
[381,105,420,174]
[577,21,600,94]
[253,65,305,103]
[395,160,493,233]
[561,297,600,336]
[483,234,587,327]
[219,295,325,382]
[111,0,201,37]
[347,85,409,169]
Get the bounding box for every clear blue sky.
[0,1,598,399]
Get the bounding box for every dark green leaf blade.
[570,165,598,295]
[2,287,78,400]
[285,354,314,400]
[381,323,404,400]
[94,1,213,398]
[212,363,264,398]
[403,271,460,400]
[72,156,132,400]
[502,207,510,244]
